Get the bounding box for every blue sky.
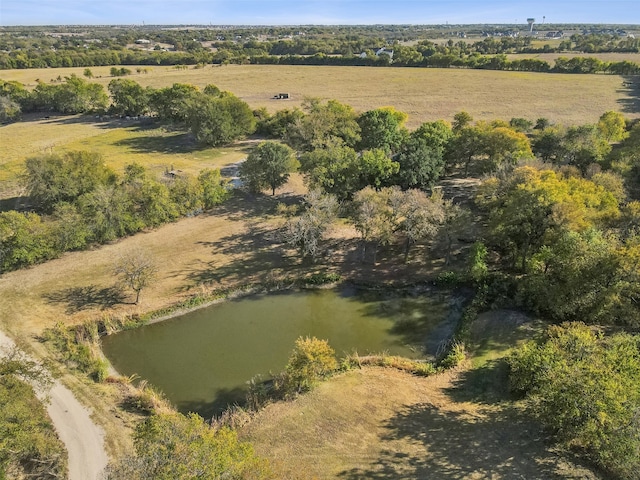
[1,0,638,26]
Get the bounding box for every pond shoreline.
[107,278,472,334]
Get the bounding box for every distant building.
[135,39,151,44]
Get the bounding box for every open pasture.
[0,115,251,193]
[1,64,637,129]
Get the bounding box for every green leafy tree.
[104,412,270,479]
[562,124,612,174]
[198,169,230,209]
[284,98,360,152]
[597,110,628,142]
[358,148,400,190]
[481,166,620,271]
[1,352,66,480]
[51,202,90,251]
[185,92,255,146]
[356,107,408,153]
[0,211,55,272]
[0,96,21,123]
[149,83,199,122]
[23,151,116,213]
[108,78,150,116]
[395,137,446,190]
[509,323,640,479]
[79,184,141,242]
[240,141,298,195]
[452,111,473,132]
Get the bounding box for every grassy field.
[0,62,632,473]
[1,63,637,191]
[241,311,600,479]
[0,115,252,193]
[1,64,637,129]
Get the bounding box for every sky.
[1,0,638,26]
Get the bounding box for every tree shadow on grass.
[445,359,513,404]
[338,402,571,480]
[113,131,209,155]
[617,76,640,115]
[42,285,127,314]
[178,224,294,288]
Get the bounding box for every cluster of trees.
[2,25,638,70]
[248,51,640,75]
[0,350,66,479]
[0,152,230,272]
[509,323,640,479]
[478,164,639,327]
[1,78,256,148]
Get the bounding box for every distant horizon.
[2,1,639,27]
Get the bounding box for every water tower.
[527,18,536,32]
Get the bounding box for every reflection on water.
[102,286,453,418]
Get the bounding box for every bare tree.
[390,188,445,263]
[352,187,395,264]
[282,189,339,261]
[114,250,157,304]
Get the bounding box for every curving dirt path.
[0,331,108,480]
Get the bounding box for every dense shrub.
[284,336,338,393]
[509,323,640,479]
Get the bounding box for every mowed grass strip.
[1,64,637,128]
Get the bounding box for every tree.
[198,169,230,209]
[0,211,55,272]
[358,148,400,190]
[0,96,21,123]
[1,351,65,480]
[482,166,620,272]
[104,412,269,479]
[597,110,628,142]
[352,187,395,264]
[562,124,611,174]
[240,141,298,195]
[185,92,255,146]
[356,107,408,153]
[149,83,199,122]
[114,250,157,304]
[395,137,446,190]
[108,79,150,116]
[282,189,338,260]
[284,98,360,152]
[83,68,93,78]
[509,323,640,479]
[23,151,116,213]
[389,188,444,262]
[452,111,473,132]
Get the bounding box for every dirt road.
[0,331,108,480]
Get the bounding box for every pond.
[101,285,459,418]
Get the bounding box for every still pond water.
[102,286,454,418]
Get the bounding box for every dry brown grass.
[241,366,599,479]
[1,65,637,129]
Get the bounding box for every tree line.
[0,154,229,272]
